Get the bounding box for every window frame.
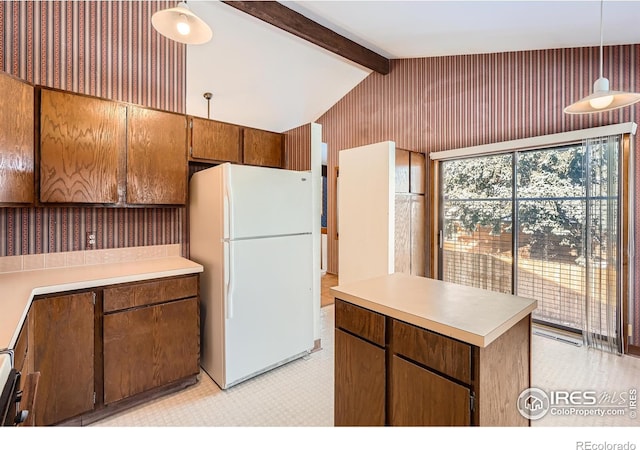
[430,123,636,353]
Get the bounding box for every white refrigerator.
[189,163,314,389]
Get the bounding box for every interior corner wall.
[306,45,640,346]
[0,0,187,257]
[284,123,312,171]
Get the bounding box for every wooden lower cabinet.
[16,274,199,426]
[389,355,470,426]
[334,298,530,427]
[28,292,95,426]
[334,329,385,426]
[103,297,200,404]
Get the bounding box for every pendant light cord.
[599,0,604,79]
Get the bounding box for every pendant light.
[151,2,212,45]
[564,0,640,114]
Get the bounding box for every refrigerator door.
[225,164,312,239]
[223,233,314,388]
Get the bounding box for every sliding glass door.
[439,137,622,352]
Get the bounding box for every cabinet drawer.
[103,275,198,313]
[391,319,471,384]
[335,299,385,347]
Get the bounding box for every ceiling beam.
[221,1,390,75]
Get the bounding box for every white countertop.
[330,272,537,348]
[0,256,203,354]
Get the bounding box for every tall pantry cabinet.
[337,141,426,285]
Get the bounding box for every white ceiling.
[185,1,640,133]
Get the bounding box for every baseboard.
[627,344,640,357]
[310,338,322,353]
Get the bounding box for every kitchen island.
[331,272,537,427]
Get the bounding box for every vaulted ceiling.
[184,1,640,133]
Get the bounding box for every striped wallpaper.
[0,0,186,257]
[299,45,640,347]
[284,123,312,171]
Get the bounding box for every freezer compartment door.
[224,234,314,386]
[226,164,312,239]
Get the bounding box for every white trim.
[430,122,637,161]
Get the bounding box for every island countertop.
[330,272,537,348]
[0,256,203,354]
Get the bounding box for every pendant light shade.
[564,0,640,114]
[152,2,212,45]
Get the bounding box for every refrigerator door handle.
[226,241,235,319]
[223,241,231,319]
[225,167,235,240]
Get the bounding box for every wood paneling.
[334,329,386,426]
[395,149,410,193]
[39,88,126,204]
[389,354,471,426]
[391,319,472,384]
[335,299,385,347]
[103,275,198,313]
[477,316,530,426]
[394,194,411,274]
[189,117,242,163]
[103,297,199,404]
[0,72,34,204]
[29,292,95,426]
[126,106,188,205]
[243,128,283,168]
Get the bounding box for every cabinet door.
[394,193,411,274]
[242,128,283,168]
[29,292,95,426]
[103,297,199,404]
[409,152,426,194]
[395,149,410,193]
[127,106,187,205]
[410,194,426,276]
[334,329,385,426]
[190,117,242,163]
[390,355,471,426]
[0,73,34,204]
[39,88,125,204]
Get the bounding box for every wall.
[296,45,639,346]
[0,0,186,256]
[284,123,312,171]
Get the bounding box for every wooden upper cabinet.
[189,116,242,163]
[395,149,410,193]
[127,106,188,205]
[242,128,284,168]
[39,88,126,204]
[0,72,34,205]
[409,152,426,194]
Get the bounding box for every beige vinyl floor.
[90,302,640,428]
